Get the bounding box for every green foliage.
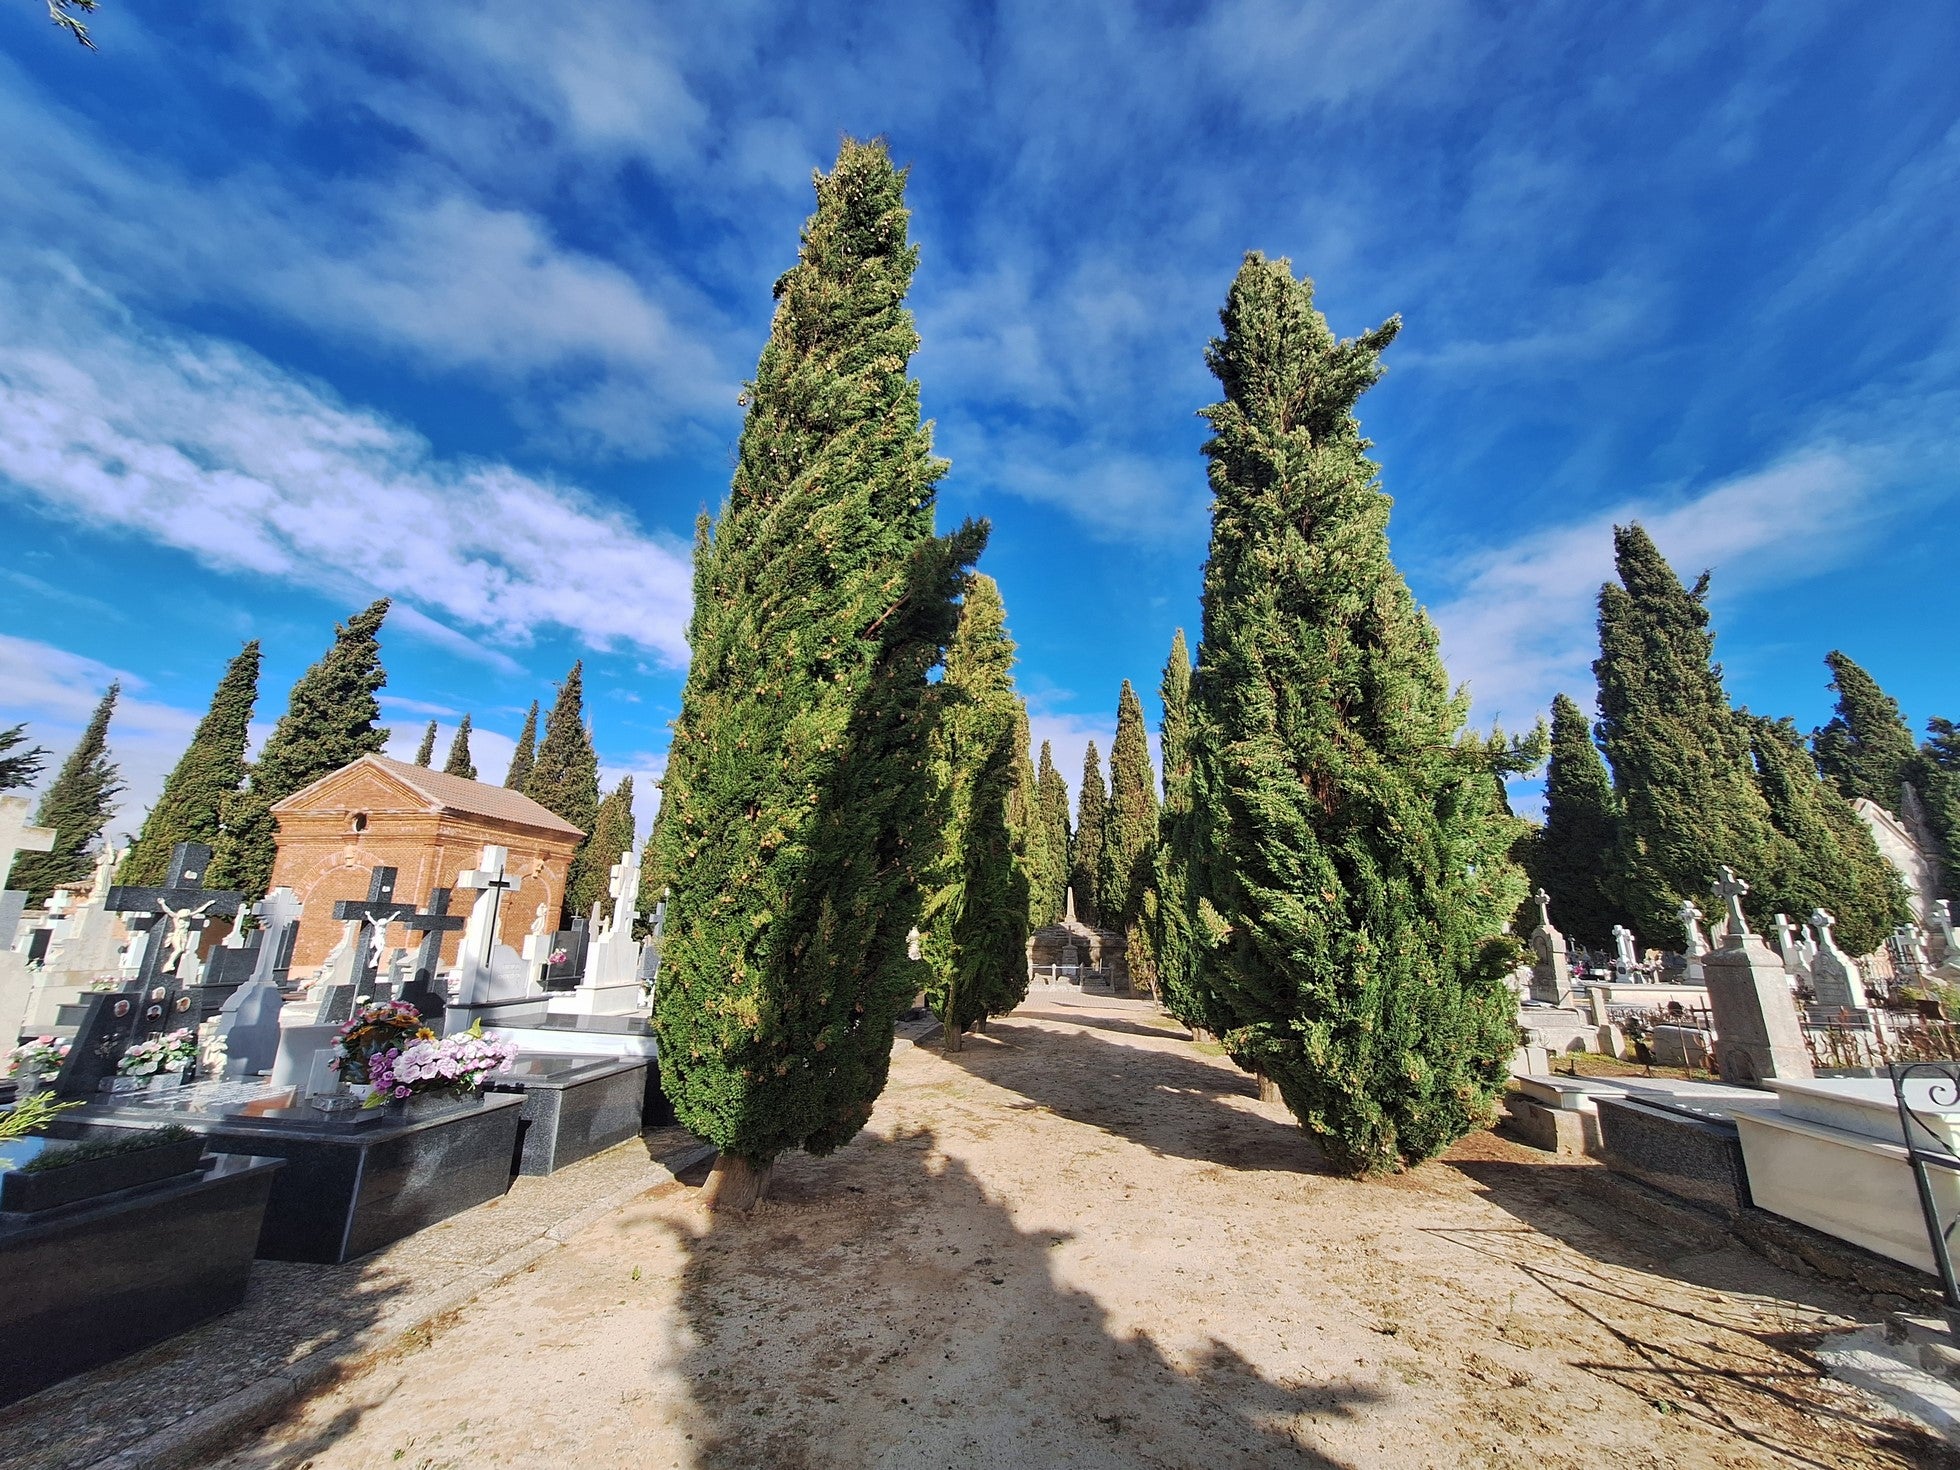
[46,0,98,50]
[921,575,1033,1045]
[528,662,601,922]
[1594,528,1780,942]
[413,720,437,767]
[1101,679,1159,985]
[212,600,390,900]
[0,1090,82,1143]
[19,1124,193,1173]
[1919,718,1960,898]
[1527,692,1620,946]
[1747,714,1908,955]
[1812,651,1920,814]
[0,723,46,791]
[651,139,985,1168]
[504,701,539,790]
[9,684,122,905]
[1149,629,1213,1030]
[1071,742,1106,928]
[580,776,637,926]
[1032,742,1072,927]
[443,713,477,780]
[1184,254,1526,1177]
[120,642,259,888]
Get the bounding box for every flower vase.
[11,1067,42,1094]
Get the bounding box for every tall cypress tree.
[120,641,260,888]
[1102,678,1159,985]
[412,720,437,767]
[9,685,123,905]
[1007,700,1042,942]
[1528,693,1620,947]
[528,662,602,921]
[582,776,637,925]
[1748,714,1907,955]
[1072,742,1107,927]
[1921,717,1960,897]
[651,138,984,1205]
[1185,254,1526,1176]
[921,575,1032,1049]
[1813,651,1920,814]
[443,714,477,780]
[1034,741,1072,926]
[0,724,47,790]
[213,600,390,900]
[504,701,539,790]
[1594,527,1781,941]
[1150,630,1210,1028]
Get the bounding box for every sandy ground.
[215,992,1958,1469]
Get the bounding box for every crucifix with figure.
[397,886,467,1022]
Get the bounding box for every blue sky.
[1,1,1955,841]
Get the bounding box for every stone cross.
[1712,866,1753,945]
[1807,908,1867,1012]
[1771,912,1809,977]
[1677,900,1708,958]
[211,888,302,1077]
[1532,888,1554,933]
[606,848,641,941]
[453,845,524,1004]
[331,865,418,984]
[0,793,57,946]
[103,841,243,1043]
[248,887,304,987]
[396,886,467,1021]
[1611,924,1638,971]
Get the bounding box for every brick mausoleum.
[267,754,584,975]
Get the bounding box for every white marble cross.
[1611,924,1638,969]
[1533,888,1554,933]
[606,848,641,940]
[454,844,522,976]
[0,794,56,946]
[1712,865,1753,941]
[1677,900,1708,958]
[248,888,304,986]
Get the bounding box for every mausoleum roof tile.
[271,754,585,837]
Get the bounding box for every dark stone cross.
[318,866,419,1022]
[397,886,467,1024]
[54,842,242,1095]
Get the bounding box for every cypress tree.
[1813,651,1920,814]
[443,714,477,780]
[1529,693,1620,947]
[921,575,1032,1049]
[0,724,47,791]
[504,701,539,790]
[120,641,260,888]
[581,776,637,925]
[412,720,437,767]
[9,684,123,904]
[1007,701,1042,940]
[1072,742,1107,928]
[1921,718,1960,897]
[1185,254,1527,1176]
[650,138,985,1205]
[1102,678,1160,986]
[1594,528,1786,941]
[1748,714,1908,955]
[213,600,391,900]
[1034,742,1072,926]
[529,662,602,921]
[1150,630,1211,1028]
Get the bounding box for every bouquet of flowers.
[117,1028,198,1078]
[365,1022,517,1105]
[9,1036,70,1077]
[332,1000,435,1085]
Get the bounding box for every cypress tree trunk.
[922,575,1033,1046]
[9,685,122,905]
[652,139,984,1203]
[504,701,539,790]
[212,600,390,900]
[1812,651,1920,813]
[1035,743,1072,926]
[120,641,260,888]
[413,721,437,767]
[528,662,602,922]
[1528,692,1621,947]
[1186,254,1527,1177]
[1593,528,1782,941]
[1072,743,1106,928]
[584,777,637,925]
[443,714,477,780]
[1103,679,1160,990]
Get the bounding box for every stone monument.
[1701,866,1813,1086]
[451,845,534,1006]
[213,887,302,1076]
[1678,899,1709,982]
[1805,908,1868,1015]
[0,796,58,1050]
[1526,889,1575,1006]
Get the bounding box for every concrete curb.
[82,1140,720,1470]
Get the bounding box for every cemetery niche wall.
[268,755,582,976]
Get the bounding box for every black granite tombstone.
[397,886,466,1024]
[543,918,589,991]
[103,842,243,1048]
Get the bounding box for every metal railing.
[1890,1061,1960,1331]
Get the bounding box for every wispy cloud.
[0,260,696,663]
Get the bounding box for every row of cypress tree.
[1529,530,1929,958]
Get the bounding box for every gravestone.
[1527,890,1575,1006]
[1701,867,1813,1086]
[1771,913,1811,982]
[1806,908,1869,1013]
[639,894,668,992]
[397,886,466,1023]
[1611,924,1641,980]
[316,866,417,1022]
[452,845,529,1005]
[103,841,243,1048]
[1678,899,1709,983]
[0,797,58,1049]
[1933,900,1960,979]
[213,888,301,1077]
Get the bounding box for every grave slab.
[488,1052,649,1176]
[1596,1093,1761,1215]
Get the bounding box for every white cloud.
[0,261,696,664]
[1427,446,1893,728]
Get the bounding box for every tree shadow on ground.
[1010,1000,1197,1043]
[665,1127,1378,1468]
[943,1010,1333,1177]
[1442,1148,1960,1470]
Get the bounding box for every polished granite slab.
[0,1153,282,1406]
[488,1053,649,1176]
[61,1086,524,1264]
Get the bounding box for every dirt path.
[218,994,1956,1468]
